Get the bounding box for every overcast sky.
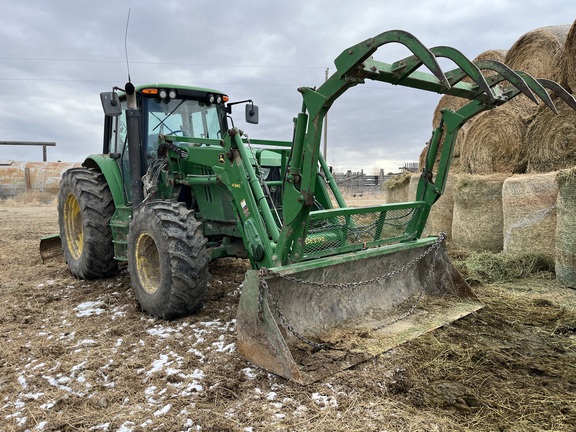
[0,1,574,173]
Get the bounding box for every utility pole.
[323,68,329,160]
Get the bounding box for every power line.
[0,57,327,69]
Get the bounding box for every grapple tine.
[475,60,538,104]
[537,78,576,111]
[429,46,495,100]
[334,29,450,90]
[514,71,558,113]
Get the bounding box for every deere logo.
[218,153,225,164]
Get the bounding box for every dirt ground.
[1,198,575,431]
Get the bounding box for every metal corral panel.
[0,161,81,197]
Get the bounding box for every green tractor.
[44,30,576,384]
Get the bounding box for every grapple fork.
[236,30,576,384]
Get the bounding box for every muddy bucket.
[236,235,482,384]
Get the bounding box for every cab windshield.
[144,97,226,143]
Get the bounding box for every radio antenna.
[124,8,132,83]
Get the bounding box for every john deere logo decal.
[218,153,225,164]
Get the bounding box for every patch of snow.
[311,392,338,408]
[153,403,172,416]
[242,367,257,379]
[74,301,106,317]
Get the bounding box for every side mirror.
[100,92,122,117]
[245,104,259,124]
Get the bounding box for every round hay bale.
[423,174,458,241]
[557,20,576,93]
[502,172,558,260]
[504,25,569,81]
[452,174,507,252]
[503,25,570,122]
[555,168,576,288]
[382,172,411,203]
[459,106,527,174]
[525,102,576,172]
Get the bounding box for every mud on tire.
[58,167,118,279]
[127,201,210,320]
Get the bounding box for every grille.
[304,203,425,258]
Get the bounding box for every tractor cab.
[102,84,233,203]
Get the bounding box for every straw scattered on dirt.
[1,200,575,431]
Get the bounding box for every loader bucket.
[236,236,481,384]
[40,234,62,262]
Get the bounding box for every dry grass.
[1,190,57,206]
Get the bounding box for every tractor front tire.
[127,201,210,320]
[58,168,118,279]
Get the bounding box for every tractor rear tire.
[127,201,210,320]
[58,168,118,279]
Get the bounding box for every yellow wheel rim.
[135,232,161,294]
[63,193,83,260]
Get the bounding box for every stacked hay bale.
[425,24,576,271]
[382,172,411,203]
[559,21,576,92]
[460,25,569,175]
[525,103,576,172]
[555,169,576,288]
[502,172,558,261]
[452,174,507,252]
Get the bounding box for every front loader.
[45,30,576,384]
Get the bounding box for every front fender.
[83,155,126,207]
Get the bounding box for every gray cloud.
[0,0,573,173]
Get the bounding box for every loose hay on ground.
[2,202,576,431]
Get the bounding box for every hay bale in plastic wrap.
[555,168,576,288]
[382,172,411,203]
[502,172,558,260]
[525,102,576,172]
[452,174,507,252]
